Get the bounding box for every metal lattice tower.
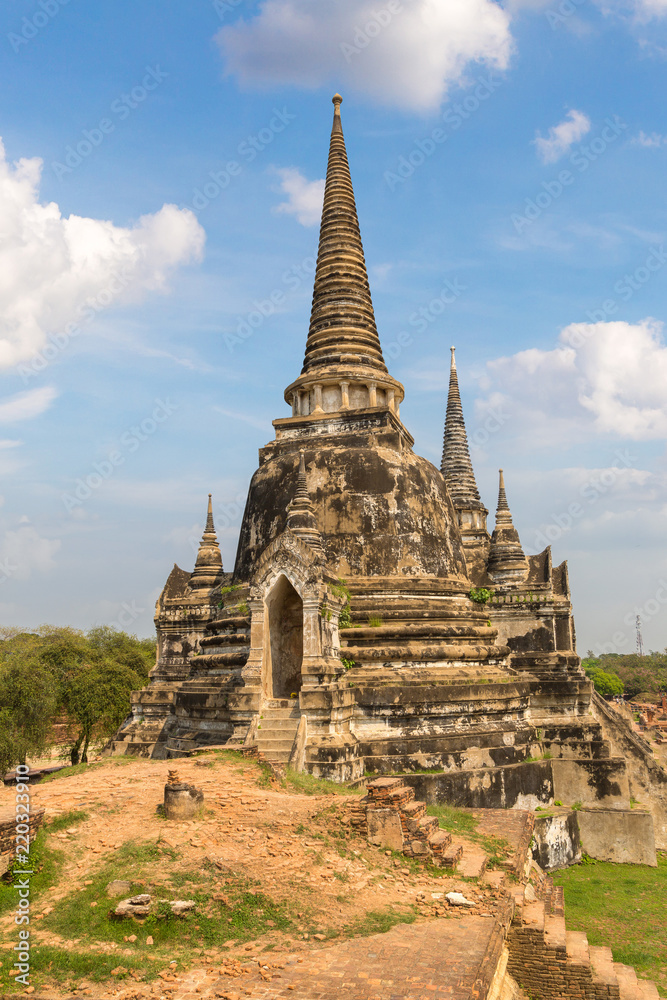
[636,614,644,656]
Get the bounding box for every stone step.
[255,738,296,752]
[256,727,296,739]
[441,843,464,869]
[453,841,487,878]
[589,945,619,988]
[544,913,567,951]
[260,752,290,763]
[401,801,426,822]
[635,980,660,999]
[565,930,590,966]
[615,963,639,999]
[257,719,300,732]
[426,829,452,850]
[542,881,564,916]
[417,815,439,837]
[388,787,415,807]
[521,900,546,934]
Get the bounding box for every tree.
[62,659,144,764]
[583,660,624,698]
[86,626,155,679]
[0,624,156,769]
[592,670,624,697]
[0,658,58,775]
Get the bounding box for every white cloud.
[272,167,325,227]
[216,0,513,112]
[632,130,667,147]
[0,387,57,423]
[0,525,61,582]
[0,138,206,370]
[481,318,667,441]
[533,109,591,164]
[628,0,667,17]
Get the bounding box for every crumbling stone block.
[163,770,204,820]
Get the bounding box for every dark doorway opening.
[266,575,303,699]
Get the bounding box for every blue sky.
[1,0,666,654]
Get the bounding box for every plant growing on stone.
[218,584,241,606]
[367,616,383,627]
[340,656,356,671]
[469,587,494,604]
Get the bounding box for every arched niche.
[265,574,304,699]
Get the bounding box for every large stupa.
[115,97,639,825]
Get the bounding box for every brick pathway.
[172,917,502,1000]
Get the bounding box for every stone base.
[576,806,657,866]
[163,782,204,820]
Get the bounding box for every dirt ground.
[0,753,514,999]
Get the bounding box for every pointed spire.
[441,347,484,510]
[205,492,215,531]
[293,451,310,503]
[487,470,528,586]
[286,452,325,559]
[497,469,510,513]
[301,94,387,375]
[189,494,224,590]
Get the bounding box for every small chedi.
[116,95,667,855]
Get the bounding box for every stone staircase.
[508,880,660,999]
[355,776,470,869]
[255,700,300,764]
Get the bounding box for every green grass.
[39,756,138,783]
[25,946,157,985]
[283,767,365,796]
[425,803,512,867]
[0,830,64,916]
[39,762,102,783]
[44,809,89,832]
[342,906,417,938]
[41,838,297,948]
[426,803,477,836]
[5,837,303,993]
[552,852,667,997]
